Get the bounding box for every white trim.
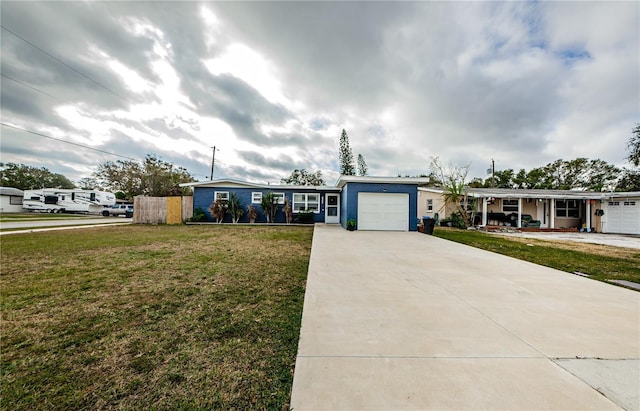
[251,192,262,203]
[214,191,229,201]
[272,192,285,205]
[336,175,431,188]
[293,193,320,213]
[325,193,340,223]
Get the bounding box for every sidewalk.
[290,225,639,410]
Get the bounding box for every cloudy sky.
[1,1,638,185]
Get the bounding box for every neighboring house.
[0,187,24,213]
[183,176,430,231]
[418,187,640,235]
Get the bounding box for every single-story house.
[0,187,24,213]
[182,176,430,231]
[418,187,640,235]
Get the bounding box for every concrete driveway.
[290,225,639,410]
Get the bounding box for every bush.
[189,207,207,222]
[294,211,315,224]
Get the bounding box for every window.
[9,195,22,205]
[214,191,229,201]
[273,193,285,204]
[427,199,433,212]
[293,193,320,213]
[608,201,619,206]
[252,192,262,203]
[624,201,636,206]
[556,200,579,218]
[502,199,519,212]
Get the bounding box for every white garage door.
[606,200,640,235]
[357,193,409,231]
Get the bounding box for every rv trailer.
[22,189,116,213]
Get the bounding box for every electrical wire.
[1,123,138,161]
[1,73,64,102]
[1,24,131,104]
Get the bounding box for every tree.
[0,162,75,190]
[94,154,195,200]
[484,169,515,188]
[617,169,640,191]
[357,154,368,176]
[430,156,475,227]
[506,159,620,191]
[618,124,640,192]
[227,192,243,223]
[338,129,355,175]
[627,124,640,167]
[281,169,325,186]
[260,191,279,223]
[77,177,103,190]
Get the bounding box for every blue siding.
[193,187,336,223]
[341,183,419,231]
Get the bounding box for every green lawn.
[434,228,640,284]
[1,225,313,410]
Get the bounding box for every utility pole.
[210,146,219,180]
[489,159,495,188]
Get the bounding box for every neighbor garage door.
[357,193,409,231]
[606,199,640,235]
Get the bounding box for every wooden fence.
[133,196,193,224]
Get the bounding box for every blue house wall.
[340,182,419,231]
[193,186,335,223]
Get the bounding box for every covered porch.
[466,188,608,232]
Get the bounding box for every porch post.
[585,200,591,232]
[482,197,488,226]
[517,198,522,228]
[550,199,555,229]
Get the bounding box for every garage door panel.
[357,193,409,231]
[606,200,640,235]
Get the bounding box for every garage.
[357,192,409,231]
[606,199,640,235]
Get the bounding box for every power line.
[1,24,131,104]
[1,123,138,161]
[1,73,63,102]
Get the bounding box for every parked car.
[102,204,133,217]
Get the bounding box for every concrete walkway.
[290,225,640,410]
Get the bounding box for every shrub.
[189,207,207,222]
[294,211,314,224]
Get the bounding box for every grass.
[434,227,640,284]
[1,225,313,410]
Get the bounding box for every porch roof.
[465,188,608,200]
[419,186,617,200]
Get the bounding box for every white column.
[482,197,488,226]
[517,198,522,228]
[585,200,591,232]
[550,199,555,229]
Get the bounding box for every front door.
[325,194,340,224]
[536,199,549,228]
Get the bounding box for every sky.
[1,1,638,186]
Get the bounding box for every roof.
[0,187,24,196]
[335,175,432,188]
[180,178,339,191]
[418,186,640,200]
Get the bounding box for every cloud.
[0,1,637,186]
